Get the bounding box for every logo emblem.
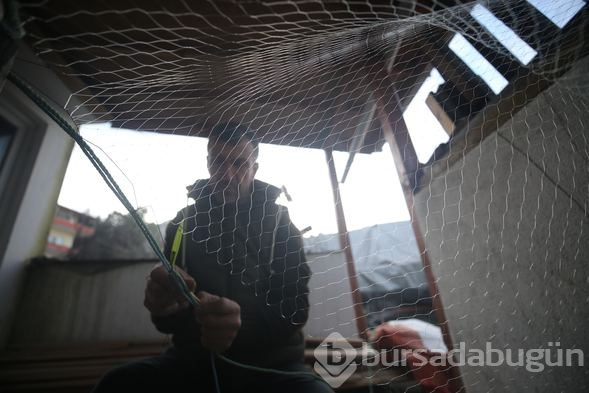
[313,332,357,388]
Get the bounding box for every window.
[48,234,65,246]
[0,85,47,262]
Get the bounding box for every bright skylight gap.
[470,4,538,65]
[448,33,509,95]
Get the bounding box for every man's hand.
[144,264,196,317]
[144,265,241,352]
[196,291,241,353]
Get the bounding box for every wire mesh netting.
[8,0,589,392]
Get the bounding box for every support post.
[374,87,464,392]
[324,149,369,340]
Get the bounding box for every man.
[93,122,332,392]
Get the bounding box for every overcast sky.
[59,124,411,237]
[58,68,451,237]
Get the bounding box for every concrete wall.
[414,57,589,392]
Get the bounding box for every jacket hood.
[186,178,282,206]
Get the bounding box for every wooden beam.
[374,97,464,393]
[370,60,465,391]
[426,92,455,136]
[324,149,369,340]
[371,69,420,190]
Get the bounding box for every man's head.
[207,122,259,202]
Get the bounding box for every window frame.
[0,83,47,262]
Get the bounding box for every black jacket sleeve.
[257,207,311,344]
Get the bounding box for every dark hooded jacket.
[152,179,311,367]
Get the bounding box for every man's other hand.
[144,264,196,317]
[196,291,241,353]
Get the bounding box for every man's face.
[207,139,258,203]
